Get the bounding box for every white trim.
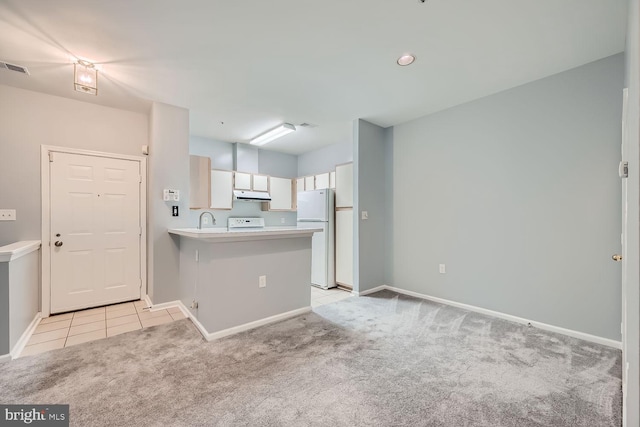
[142,298,310,342]
[41,145,148,318]
[351,285,386,297]
[182,301,311,341]
[202,307,312,341]
[11,312,41,359]
[0,354,10,363]
[143,294,153,309]
[0,241,41,263]
[359,285,622,350]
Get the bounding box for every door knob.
[612,254,622,261]
[54,241,63,247]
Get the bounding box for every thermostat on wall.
[163,189,180,201]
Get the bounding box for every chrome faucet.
[198,211,216,229]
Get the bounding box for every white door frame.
[41,145,147,317]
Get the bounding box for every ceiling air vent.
[0,61,30,75]
[299,123,318,128]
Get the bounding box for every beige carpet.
[0,290,622,426]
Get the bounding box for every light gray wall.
[392,54,623,340]
[297,142,353,177]
[148,102,191,304]
[353,119,388,293]
[384,127,394,285]
[0,262,8,356]
[234,143,259,173]
[623,0,640,422]
[9,250,39,351]
[259,149,298,178]
[0,85,148,247]
[190,136,234,170]
[188,136,298,227]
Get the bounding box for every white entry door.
[50,152,142,313]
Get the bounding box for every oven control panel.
[228,217,265,229]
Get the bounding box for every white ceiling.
[0,0,627,155]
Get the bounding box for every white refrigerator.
[297,189,336,289]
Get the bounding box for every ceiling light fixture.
[250,123,296,146]
[74,59,98,95]
[397,54,416,66]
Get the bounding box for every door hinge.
[48,152,54,162]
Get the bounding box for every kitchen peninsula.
[168,221,320,340]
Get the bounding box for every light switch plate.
[0,209,16,221]
[361,211,368,220]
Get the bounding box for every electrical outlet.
[190,300,198,309]
[439,264,446,274]
[281,217,285,224]
[259,275,267,288]
[0,209,16,221]
[361,211,369,220]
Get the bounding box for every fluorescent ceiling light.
[250,123,296,146]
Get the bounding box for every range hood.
[233,190,272,202]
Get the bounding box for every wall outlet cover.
[439,264,446,274]
[0,209,16,221]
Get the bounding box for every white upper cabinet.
[264,177,293,211]
[304,176,315,191]
[211,169,233,210]
[234,172,252,190]
[335,162,353,208]
[329,171,336,189]
[296,177,305,193]
[190,155,211,209]
[253,174,269,192]
[315,172,329,189]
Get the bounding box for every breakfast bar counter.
[168,225,320,340]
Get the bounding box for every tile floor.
[311,286,352,307]
[20,300,187,358]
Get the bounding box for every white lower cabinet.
[335,209,353,287]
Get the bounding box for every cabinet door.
[335,163,353,208]
[329,171,336,189]
[296,177,305,192]
[253,174,269,192]
[305,176,315,191]
[189,155,210,209]
[211,170,233,210]
[267,177,293,210]
[315,172,329,189]
[335,209,353,286]
[234,172,251,190]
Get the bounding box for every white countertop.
[168,226,321,242]
[0,240,41,262]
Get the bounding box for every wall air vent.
[0,61,30,75]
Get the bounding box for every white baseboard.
[11,312,42,359]
[0,353,11,363]
[352,285,387,297]
[202,307,312,341]
[143,294,153,309]
[142,297,310,342]
[361,285,622,350]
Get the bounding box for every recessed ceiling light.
[397,54,416,66]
